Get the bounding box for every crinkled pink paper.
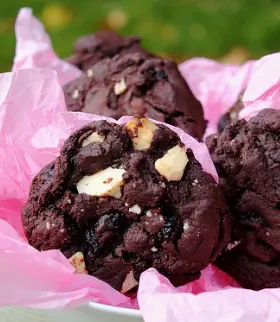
[12,8,81,85]
[179,58,255,137]
[0,68,220,312]
[240,53,280,120]
[8,7,280,322]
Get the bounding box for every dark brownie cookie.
[22,117,230,291]
[218,90,245,133]
[207,108,280,290]
[63,52,207,141]
[66,31,152,71]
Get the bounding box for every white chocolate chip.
[60,229,65,233]
[183,221,190,231]
[146,210,153,217]
[159,216,164,222]
[128,204,142,214]
[226,240,240,251]
[114,78,127,95]
[121,270,138,294]
[155,145,188,181]
[160,182,166,188]
[125,117,158,150]
[82,132,105,147]
[151,247,158,252]
[46,222,50,230]
[69,252,88,274]
[72,89,80,99]
[125,203,129,207]
[86,68,94,78]
[66,198,72,204]
[77,167,126,199]
[192,179,199,186]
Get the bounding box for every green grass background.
[0,0,280,71]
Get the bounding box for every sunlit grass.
[0,0,279,71]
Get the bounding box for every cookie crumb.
[183,221,190,231]
[192,179,199,186]
[146,210,152,217]
[226,240,240,251]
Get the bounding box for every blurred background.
[0,0,280,72]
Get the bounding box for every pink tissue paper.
[8,7,280,322]
[179,58,255,137]
[13,8,81,85]
[240,53,280,120]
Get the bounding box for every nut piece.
[86,68,94,78]
[125,117,158,150]
[114,78,127,95]
[155,145,188,181]
[77,167,126,198]
[128,204,142,214]
[82,132,105,147]
[72,89,79,99]
[69,252,88,274]
[121,270,138,294]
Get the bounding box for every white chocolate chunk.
[183,221,190,231]
[77,167,126,198]
[82,132,105,147]
[69,252,88,274]
[87,68,94,78]
[226,240,241,251]
[146,210,152,217]
[121,270,138,294]
[155,145,188,181]
[151,247,158,252]
[114,78,127,95]
[72,89,79,99]
[128,204,142,214]
[125,117,158,150]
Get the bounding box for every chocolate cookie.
[218,90,245,133]
[63,52,207,141]
[66,31,152,71]
[22,117,230,291]
[207,108,280,290]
